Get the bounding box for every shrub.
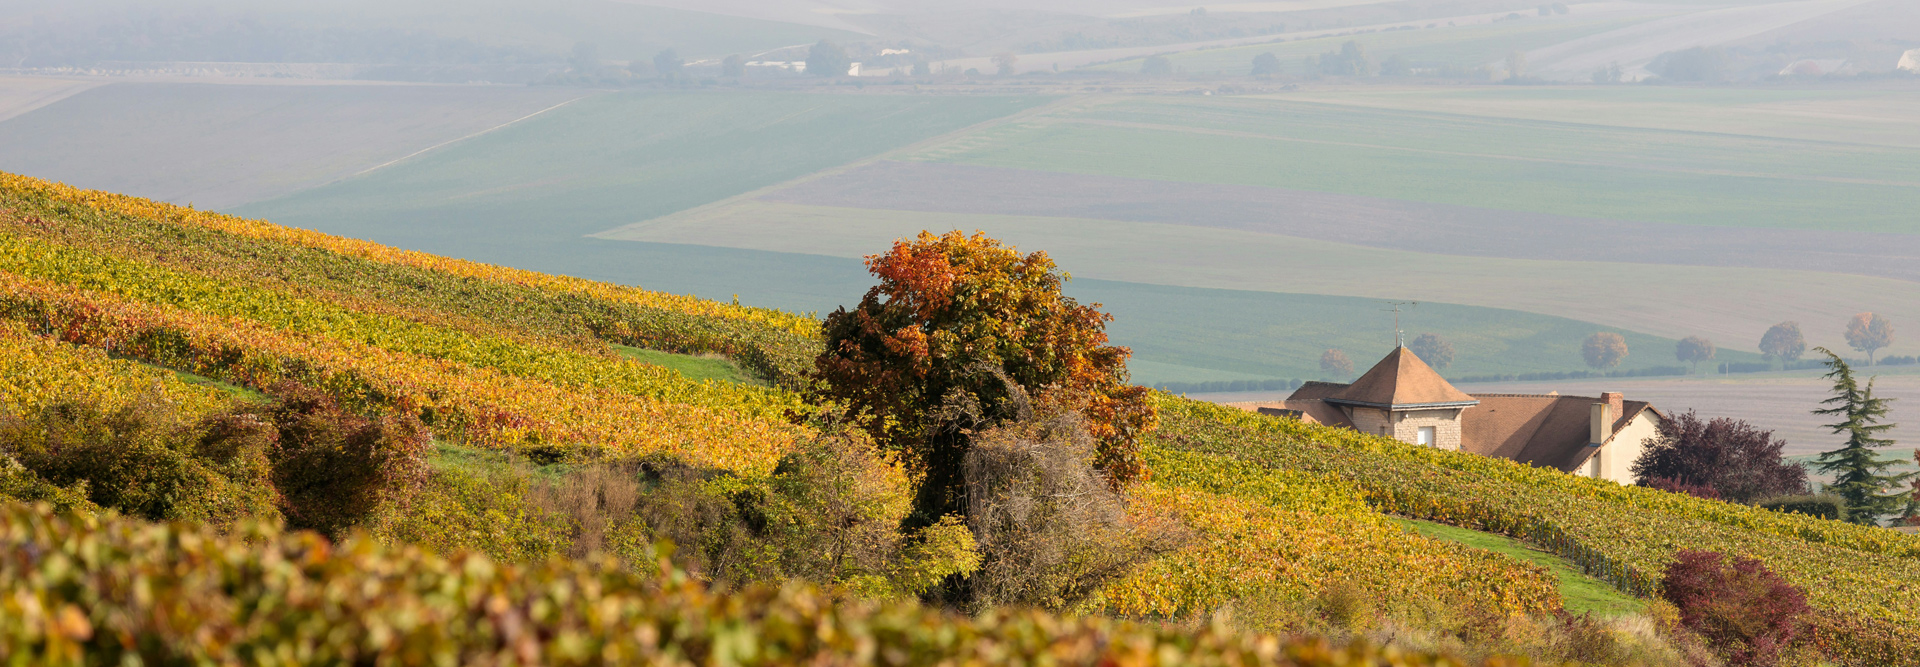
[627,434,980,598]
[965,412,1182,610]
[0,501,1530,667]
[1759,495,1844,521]
[0,394,276,525]
[1632,411,1807,503]
[368,448,572,564]
[1660,549,1810,666]
[1645,476,1721,500]
[263,383,431,539]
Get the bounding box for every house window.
[1587,455,1602,478]
[1417,426,1436,446]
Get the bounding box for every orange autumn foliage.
[815,231,1155,520]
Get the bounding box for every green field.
[1395,518,1646,617]
[906,97,1920,233]
[614,345,763,385]
[236,92,1053,266]
[1092,15,1653,77]
[606,200,1918,362]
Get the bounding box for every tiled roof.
[1463,394,1654,473]
[1224,399,1354,429]
[1328,347,1478,408]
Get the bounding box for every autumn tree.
[992,53,1018,76]
[1631,412,1807,504]
[1582,332,1628,370]
[1846,312,1894,366]
[1407,333,1454,370]
[813,231,1156,530]
[1758,321,1806,367]
[806,40,852,77]
[1320,348,1354,378]
[1811,348,1913,524]
[1676,336,1715,373]
[1250,52,1281,76]
[653,49,684,76]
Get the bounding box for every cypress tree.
[1812,348,1913,524]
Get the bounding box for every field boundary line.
[1067,118,1920,188]
[1248,94,1920,150]
[346,93,599,180]
[0,78,106,124]
[589,95,1094,240]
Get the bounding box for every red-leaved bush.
[1660,549,1809,667]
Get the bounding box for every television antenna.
[1383,301,1419,347]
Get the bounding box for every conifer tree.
[1811,348,1913,524]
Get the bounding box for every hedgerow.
[0,173,821,386]
[0,501,1506,667]
[0,273,804,472]
[1150,396,1920,665]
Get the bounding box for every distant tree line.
[1153,378,1303,394]
[0,13,557,68]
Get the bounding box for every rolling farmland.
[0,82,589,209]
[235,92,1054,277]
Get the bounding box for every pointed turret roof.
[1326,347,1479,409]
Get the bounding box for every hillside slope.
[3,176,1917,663]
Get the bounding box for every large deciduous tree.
[1407,333,1454,370]
[813,231,1156,528]
[1582,332,1628,370]
[1845,312,1894,366]
[1758,321,1806,367]
[1250,52,1281,76]
[806,40,853,77]
[1631,411,1807,504]
[1811,348,1913,524]
[1319,348,1354,378]
[1676,336,1715,373]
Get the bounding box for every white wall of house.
[1591,411,1662,484]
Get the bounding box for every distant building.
[1232,347,1666,484]
[1778,59,1850,77]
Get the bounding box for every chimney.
[1591,392,1624,444]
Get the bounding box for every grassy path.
[1394,518,1647,617]
[614,345,763,386]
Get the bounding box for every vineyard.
[4,173,1920,662]
[1147,397,1920,665]
[0,502,1510,667]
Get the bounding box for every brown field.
[0,77,101,123]
[761,160,1920,282]
[1271,85,1920,149]
[599,199,1920,359]
[1197,366,1920,458]
[0,82,589,209]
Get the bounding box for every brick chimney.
[1590,392,1625,444]
[1602,392,1625,426]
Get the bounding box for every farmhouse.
[1238,347,1665,484]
